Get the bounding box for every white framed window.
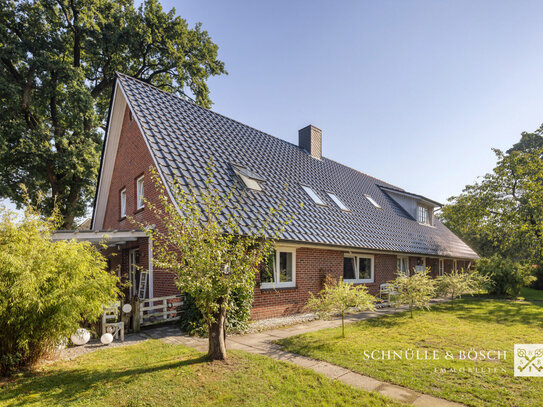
[260,247,296,289]
[327,192,349,211]
[364,194,382,209]
[453,259,458,272]
[136,176,144,209]
[439,259,445,276]
[120,188,127,218]
[343,253,374,283]
[302,185,326,206]
[417,205,429,224]
[397,256,409,276]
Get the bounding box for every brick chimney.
[298,125,322,159]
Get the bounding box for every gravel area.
[45,333,151,362]
[246,313,320,333]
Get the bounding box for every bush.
[475,256,535,297]
[390,269,436,318]
[179,287,253,336]
[0,208,119,375]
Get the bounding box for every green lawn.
[278,297,543,407]
[520,287,543,301]
[0,340,401,407]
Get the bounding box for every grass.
[519,287,543,301]
[278,297,543,407]
[0,340,402,407]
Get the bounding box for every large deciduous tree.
[440,127,543,287]
[0,0,226,228]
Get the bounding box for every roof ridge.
[115,72,305,152]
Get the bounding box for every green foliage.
[440,128,543,287]
[140,166,288,359]
[180,288,252,336]
[305,276,376,337]
[0,206,119,375]
[436,269,487,306]
[475,255,535,297]
[0,0,226,228]
[390,269,435,318]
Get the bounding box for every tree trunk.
[208,299,227,360]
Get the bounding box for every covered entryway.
[52,229,152,300]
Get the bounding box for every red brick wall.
[101,106,179,298]
[251,248,343,319]
[251,250,399,319]
[102,106,161,231]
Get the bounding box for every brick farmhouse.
[56,73,478,320]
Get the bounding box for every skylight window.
[327,192,349,211]
[302,186,325,206]
[364,194,382,209]
[232,165,262,191]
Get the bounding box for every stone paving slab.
[310,362,351,379]
[338,372,382,391]
[376,383,420,404]
[413,395,464,407]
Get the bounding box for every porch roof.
[52,229,147,245]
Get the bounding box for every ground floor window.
[439,259,445,276]
[260,247,296,288]
[453,259,458,272]
[343,254,374,283]
[397,256,409,276]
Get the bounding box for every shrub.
[475,255,535,297]
[305,275,376,338]
[390,269,436,318]
[180,287,252,336]
[0,207,119,375]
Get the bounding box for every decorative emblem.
[514,344,543,376]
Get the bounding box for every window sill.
[344,279,374,284]
[134,207,145,214]
[260,283,297,291]
[119,216,126,221]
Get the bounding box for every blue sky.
[3,1,543,212]
[161,0,543,203]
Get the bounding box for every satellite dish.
[122,303,132,313]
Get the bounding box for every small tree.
[142,168,287,360]
[305,276,376,338]
[437,268,487,307]
[0,206,119,375]
[390,269,435,318]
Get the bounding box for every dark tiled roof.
[117,73,477,259]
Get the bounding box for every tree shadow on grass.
[445,298,543,328]
[0,354,209,407]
